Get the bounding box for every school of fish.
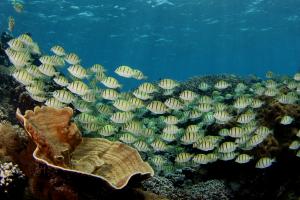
[4,33,300,173]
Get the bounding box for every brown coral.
[16,106,82,167]
[16,106,154,190]
[0,121,28,162]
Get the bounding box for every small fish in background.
[12,0,24,13]
[265,71,274,79]
[8,16,15,33]
[235,154,253,164]
[280,115,294,125]
[294,72,300,81]
[255,157,275,169]
[289,140,300,150]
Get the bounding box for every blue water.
[1,0,300,89]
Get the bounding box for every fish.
[132,69,147,80]
[73,100,92,113]
[250,99,264,108]
[289,140,300,150]
[26,65,45,78]
[237,113,256,124]
[219,152,237,161]
[158,78,178,90]
[233,96,251,110]
[185,125,200,133]
[64,53,80,65]
[175,153,193,164]
[151,139,168,152]
[138,82,157,94]
[179,90,198,101]
[45,98,66,108]
[133,89,153,100]
[246,134,265,147]
[193,140,216,151]
[30,42,41,55]
[181,131,199,145]
[30,94,47,102]
[119,133,137,144]
[150,155,166,168]
[67,64,88,79]
[81,93,96,103]
[265,80,278,89]
[53,90,75,104]
[53,75,69,87]
[133,141,150,152]
[163,124,180,134]
[189,110,202,119]
[96,103,113,116]
[255,126,272,137]
[280,115,294,125]
[7,39,26,52]
[67,80,90,96]
[198,82,210,91]
[264,88,278,97]
[228,127,245,138]
[198,96,213,104]
[5,48,31,68]
[147,101,169,114]
[101,76,122,88]
[218,142,237,153]
[101,89,119,100]
[219,128,229,137]
[164,98,183,110]
[39,56,57,65]
[12,69,34,85]
[8,16,15,32]
[214,80,230,90]
[197,103,212,112]
[25,85,44,95]
[164,115,179,125]
[161,132,176,142]
[128,97,145,109]
[12,0,24,13]
[51,45,66,56]
[110,111,134,124]
[293,73,300,81]
[123,121,143,136]
[213,111,232,124]
[265,71,274,79]
[255,157,275,169]
[213,103,228,111]
[90,64,106,73]
[98,124,116,137]
[38,64,58,77]
[192,154,209,164]
[50,55,65,66]
[114,65,135,78]
[18,34,34,47]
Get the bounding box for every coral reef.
[0,161,26,199]
[142,175,233,200]
[0,121,28,162]
[5,106,153,199]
